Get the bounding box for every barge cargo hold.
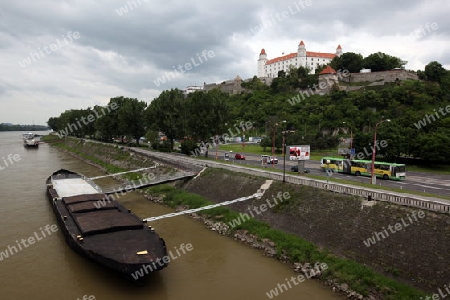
[46,169,168,285]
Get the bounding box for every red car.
[235,153,245,160]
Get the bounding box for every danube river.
[0,131,341,300]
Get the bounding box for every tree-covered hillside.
[47,61,450,162]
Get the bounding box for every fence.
[129,148,450,214]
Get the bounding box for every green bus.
[320,157,345,173]
[341,159,406,180]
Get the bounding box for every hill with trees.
[47,60,450,162]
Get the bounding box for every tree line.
[47,59,450,162]
[0,124,49,131]
[47,89,229,152]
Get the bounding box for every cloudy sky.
[1,0,449,125]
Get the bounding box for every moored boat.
[45,169,168,285]
[23,132,39,147]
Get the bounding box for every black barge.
[46,169,168,285]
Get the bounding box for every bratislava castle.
[257,40,343,78]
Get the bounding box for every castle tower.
[336,45,343,57]
[318,65,338,94]
[257,48,268,77]
[297,40,306,57]
[297,40,307,69]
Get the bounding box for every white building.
[183,85,203,96]
[257,40,343,78]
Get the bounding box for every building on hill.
[183,85,203,96]
[257,40,343,78]
[317,65,339,94]
[203,75,251,95]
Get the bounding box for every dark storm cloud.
[0,0,448,124]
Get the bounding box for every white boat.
[23,132,39,147]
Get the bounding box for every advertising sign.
[287,145,310,160]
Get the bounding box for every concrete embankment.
[181,167,450,294]
[128,147,450,294]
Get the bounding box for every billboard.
[287,145,310,160]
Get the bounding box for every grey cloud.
[0,0,448,124]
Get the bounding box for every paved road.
[211,149,450,197]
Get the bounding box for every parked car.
[261,155,278,164]
[290,165,310,173]
[235,153,245,160]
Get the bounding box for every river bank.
[43,136,437,299]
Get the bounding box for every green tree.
[185,89,229,156]
[423,61,447,83]
[363,53,403,71]
[144,88,185,150]
[47,117,60,132]
[241,76,269,91]
[95,97,124,141]
[330,52,364,73]
[117,98,147,146]
[412,129,450,161]
[314,64,328,75]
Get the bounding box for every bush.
[180,139,199,155]
[151,140,172,152]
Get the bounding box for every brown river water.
[0,131,341,300]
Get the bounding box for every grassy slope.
[145,177,426,300]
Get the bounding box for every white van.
[261,155,278,164]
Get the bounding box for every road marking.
[406,176,450,186]
[395,181,408,185]
[413,184,442,190]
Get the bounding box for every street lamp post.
[371,119,390,184]
[215,135,218,160]
[326,159,330,183]
[282,131,286,182]
[281,121,287,181]
[270,122,278,168]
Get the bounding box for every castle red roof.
[260,48,266,55]
[306,51,335,59]
[337,45,342,49]
[265,53,297,65]
[299,40,305,46]
[265,52,335,65]
[319,65,337,75]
